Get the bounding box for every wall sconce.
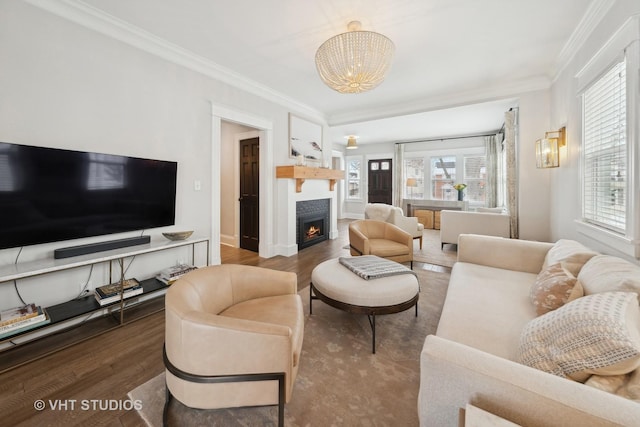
[536,127,566,168]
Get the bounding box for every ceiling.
[75,0,598,147]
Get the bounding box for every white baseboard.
[220,233,236,247]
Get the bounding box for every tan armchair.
[365,203,424,249]
[349,219,413,268]
[164,264,304,426]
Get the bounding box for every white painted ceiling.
[76,0,598,147]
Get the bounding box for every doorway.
[368,159,393,205]
[239,137,259,252]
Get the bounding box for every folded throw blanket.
[339,255,417,280]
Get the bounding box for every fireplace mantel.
[276,166,344,193]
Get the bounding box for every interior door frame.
[211,104,274,263]
[235,130,261,248]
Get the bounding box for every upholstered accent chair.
[349,219,413,268]
[163,264,304,426]
[439,209,510,249]
[364,203,424,249]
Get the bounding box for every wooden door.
[368,159,392,205]
[239,137,259,252]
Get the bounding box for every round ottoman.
[310,258,420,353]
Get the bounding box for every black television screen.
[0,142,177,250]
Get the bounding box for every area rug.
[414,229,457,268]
[128,268,450,426]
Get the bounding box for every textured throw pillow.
[542,239,598,277]
[578,255,640,297]
[530,263,583,315]
[518,291,640,382]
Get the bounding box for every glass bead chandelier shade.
[315,21,395,94]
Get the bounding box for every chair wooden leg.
[419,236,423,249]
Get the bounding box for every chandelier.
[315,21,395,94]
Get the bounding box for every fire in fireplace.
[298,214,328,249]
[306,225,321,239]
[296,198,330,250]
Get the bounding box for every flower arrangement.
[453,183,467,191]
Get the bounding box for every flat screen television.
[0,141,177,250]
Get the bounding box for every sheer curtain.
[504,109,519,238]
[394,143,405,208]
[484,134,500,208]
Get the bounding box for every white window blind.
[582,58,627,233]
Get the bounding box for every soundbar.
[54,236,151,259]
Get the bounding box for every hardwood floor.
[0,220,354,427]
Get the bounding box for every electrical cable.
[75,264,94,299]
[13,247,27,306]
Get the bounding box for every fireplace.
[296,199,330,250]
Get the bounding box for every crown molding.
[24,0,326,122]
[327,75,550,126]
[552,0,617,81]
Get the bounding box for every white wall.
[0,2,327,309]
[549,0,640,259]
[517,90,552,242]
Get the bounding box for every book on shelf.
[0,303,40,328]
[156,271,192,285]
[95,278,140,300]
[159,264,197,280]
[94,286,144,306]
[0,307,50,339]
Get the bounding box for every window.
[404,158,424,199]
[464,155,486,204]
[582,59,626,233]
[346,157,362,199]
[576,16,639,257]
[431,156,456,200]
[403,147,487,206]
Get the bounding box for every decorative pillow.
[578,255,640,297]
[530,262,583,315]
[542,239,598,277]
[518,291,640,382]
[477,207,504,213]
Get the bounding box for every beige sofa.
[439,210,510,249]
[419,234,640,426]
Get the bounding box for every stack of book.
[94,279,143,306]
[0,303,50,339]
[156,264,198,285]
